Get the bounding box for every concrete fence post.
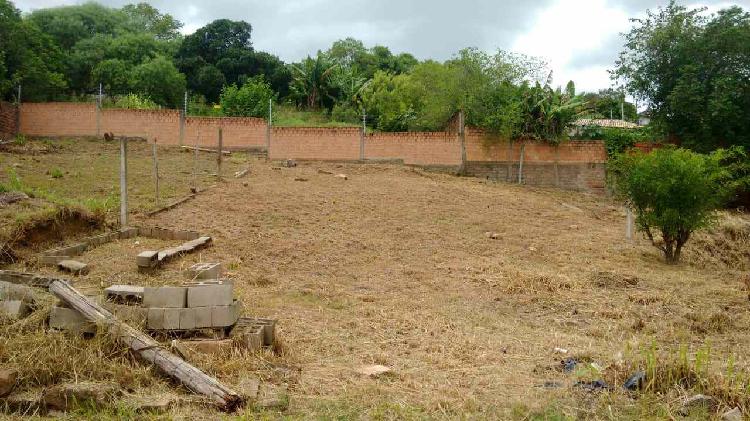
[217,128,223,179]
[96,83,102,137]
[506,140,513,182]
[15,86,21,137]
[554,144,560,187]
[360,108,366,161]
[179,110,185,146]
[266,99,272,159]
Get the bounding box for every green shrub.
[50,168,63,179]
[576,126,654,157]
[712,146,750,208]
[109,94,159,110]
[611,147,730,264]
[330,104,361,124]
[220,76,276,118]
[14,134,27,146]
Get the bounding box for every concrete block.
[143,286,186,308]
[39,255,71,266]
[104,285,144,304]
[103,302,148,325]
[49,306,96,334]
[137,251,158,268]
[151,227,171,240]
[147,308,181,330]
[185,262,223,280]
[85,232,117,247]
[0,300,31,319]
[0,369,18,398]
[187,283,232,308]
[119,227,139,239]
[0,281,35,302]
[236,317,276,346]
[57,260,89,275]
[231,324,264,352]
[179,308,196,330]
[211,300,241,328]
[176,231,200,241]
[193,306,212,329]
[138,226,153,237]
[46,243,87,257]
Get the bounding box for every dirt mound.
[686,213,750,270]
[589,271,640,288]
[0,207,104,264]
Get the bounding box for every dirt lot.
[1,138,749,419]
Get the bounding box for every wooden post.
[217,128,223,179]
[152,141,160,207]
[44,278,243,411]
[193,136,199,192]
[554,145,560,187]
[518,142,525,185]
[458,110,467,176]
[119,137,128,226]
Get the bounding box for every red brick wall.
[20,102,97,137]
[366,132,461,166]
[465,129,607,164]
[269,127,361,160]
[102,109,180,143]
[185,117,266,149]
[0,101,17,139]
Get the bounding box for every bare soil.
[1,139,749,419]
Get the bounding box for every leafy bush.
[49,168,63,179]
[220,76,276,118]
[109,94,159,110]
[330,104,360,124]
[611,147,730,263]
[576,126,654,157]
[712,146,750,208]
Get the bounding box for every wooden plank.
[181,145,231,156]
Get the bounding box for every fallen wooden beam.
[181,145,231,156]
[147,194,195,217]
[0,270,243,412]
[234,168,250,178]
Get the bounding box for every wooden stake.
[217,128,223,179]
[152,141,160,207]
[119,137,128,226]
[193,136,199,192]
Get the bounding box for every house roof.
[572,119,642,129]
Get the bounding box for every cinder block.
[39,255,70,266]
[211,300,241,328]
[0,301,31,319]
[143,287,186,308]
[104,285,144,304]
[138,226,153,237]
[179,308,196,330]
[147,308,181,330]
[119,227,139,239]
[137,251,158,268]
[230,324,263,352]
[57,260,89,275]
[186,283,232,308]
[49,307,95,334]
[236,317,276,346]
[103,301,148,325]
[185,263,223,281]
[0,281,35,302]
[194,307,212,329]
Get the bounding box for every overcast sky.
[13,0,750,92]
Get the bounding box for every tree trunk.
[46,278,244,411]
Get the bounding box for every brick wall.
[0,101,17,139]
[185,117,266,149]
[102,109,180,143]
[464,129,607,192]
[20,102,97,137]
[269,127,361,160]
[366,131,461,166]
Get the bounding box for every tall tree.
[613,2,750,151]
[121,3,183,41]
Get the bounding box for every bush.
[109,94,159,110]
[330,104,360,124]
[712,146,750,209]
[220,76,276,118]
[611,147,730,264]
[576,126,654,157]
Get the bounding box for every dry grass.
[1,138,750,419]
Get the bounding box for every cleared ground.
[1,138,749,419]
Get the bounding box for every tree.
[121,3,183,41]
[28,3,126,50]
[582,89,637,121]
[612,147,729,263]
[194,65,226,103]
[130,56,186,107]
[176,19,252,66]
[220,76,275,118]
[92,59,130,94]
[1,0,66,101]
[613,2,750,151]
[289,54,337,109]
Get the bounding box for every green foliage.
[129,56,186,107]
[711,146,750,208]
[91,59,130,94]
[614,2,750,151]
[107,93,159,110]
[120,2,183,41]
[220,76,276,118]
[49,168,63,179]
[581,89,638,121]
[289,54,338,109]
[611,147,729,263]
[330,104,361,124]
[576,126,654,157]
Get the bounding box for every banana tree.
[289,54,338,109]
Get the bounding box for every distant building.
[637,111,651,126]
[572,119,642,129]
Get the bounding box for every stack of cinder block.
[0,281,35,320]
